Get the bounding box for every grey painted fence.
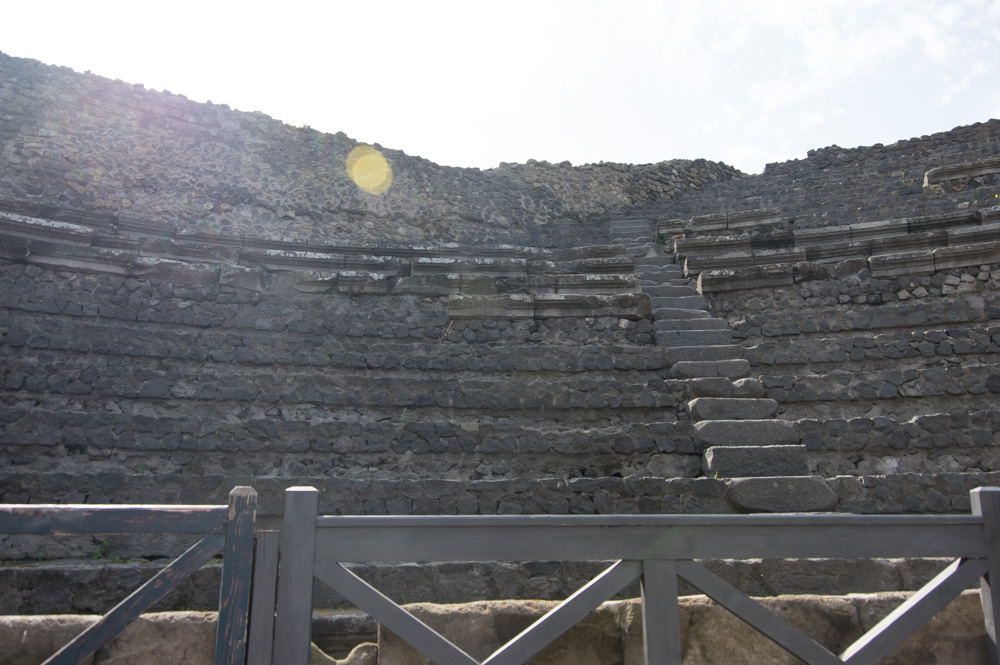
[0,486,257,665]
[252,486,1000,665]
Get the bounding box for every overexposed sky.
[2,0,998,174]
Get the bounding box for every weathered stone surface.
[0,614,97,665]
[697,264,794,293]
[661,345,744,364]
[382,593,986,665]
[688,397,778,421]
[655,329,734,347]
[693,420,800,447]
[726,476,838,512]
[379,600,622,665]
[703,445,809,478]
[667,360,750,379]
[92,612,216,665]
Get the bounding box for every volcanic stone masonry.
[1,49,999,613]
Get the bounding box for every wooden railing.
[251,486,1000,665]
[0,486,257,665]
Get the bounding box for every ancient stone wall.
[2,51,1000,615]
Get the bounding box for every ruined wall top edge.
[0,52,741,248]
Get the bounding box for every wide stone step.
[651,307,713,320]
[725,476,838,512]
[687,397,779,421]
[661,345,746,364]
[643,284,698,297]
[655,329,734,347]
[693,419,800,448]
[652,318,731,332]
[632,256,675,267]
[667,360,751,380]
[681,377,766,399]
[650,295,708,310]
[704,445,810,478]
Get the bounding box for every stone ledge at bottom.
[382,591,985,665]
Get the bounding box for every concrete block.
[448,294,535,319]
[674,235,751,260]
[693,419,800,448]
[933,241,1000,271]
[696,265,793,293]
[688,397,778,421]
[869,251,935,278]
[684,252,754,276]
[727,207,782,230]
[725,476,838,512]
[704,445,809,477]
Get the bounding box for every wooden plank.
[215,487,257,665]
[972,487,1000,665]
[247,531,280,665]
[314,520,986,563]
[641,560,682,665]
[676,560,841,665]
[273,487,319,665]
[840,558,987,665]
[0,505,227,535]
[314,561,479,665]
[484,560,642,665]
[43,534,224,665]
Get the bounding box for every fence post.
[273,486,319,665]
[641,560,682,665]
[215,486,258,665]
[971,486,1000,665]
[247,531,280,665]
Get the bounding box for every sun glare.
[346,145,393,195]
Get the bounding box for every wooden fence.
[250,485,1000,665]
[0,486,256,665]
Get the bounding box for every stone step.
[682,377,766,398]
[667,360,752,380]
[687,397,779,421]
[693,419,801,448]
[725,476,838,512]
[650,295,708,310]
[632,256,675,267]
[651,307,713,320]
[633,263,683,277]
[642,284,698,297]
[655,329,734,347]
[661,345,746,364]
[652,318,731,332]
[610,235,651,244]
[625,243,660,258]
[704,445,810,478]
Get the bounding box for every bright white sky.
[2,0,998,174]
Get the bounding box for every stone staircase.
[610,219,823,513]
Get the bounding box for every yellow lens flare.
[346,145,393,195]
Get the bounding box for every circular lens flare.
[346,146,393,195]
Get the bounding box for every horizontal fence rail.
[1,486,256,665]
[260,486,1000,665]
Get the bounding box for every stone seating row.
[697,240,1000,292]
[923,156,1000,194]
[0,206,625,263]
[677,207,998,278]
